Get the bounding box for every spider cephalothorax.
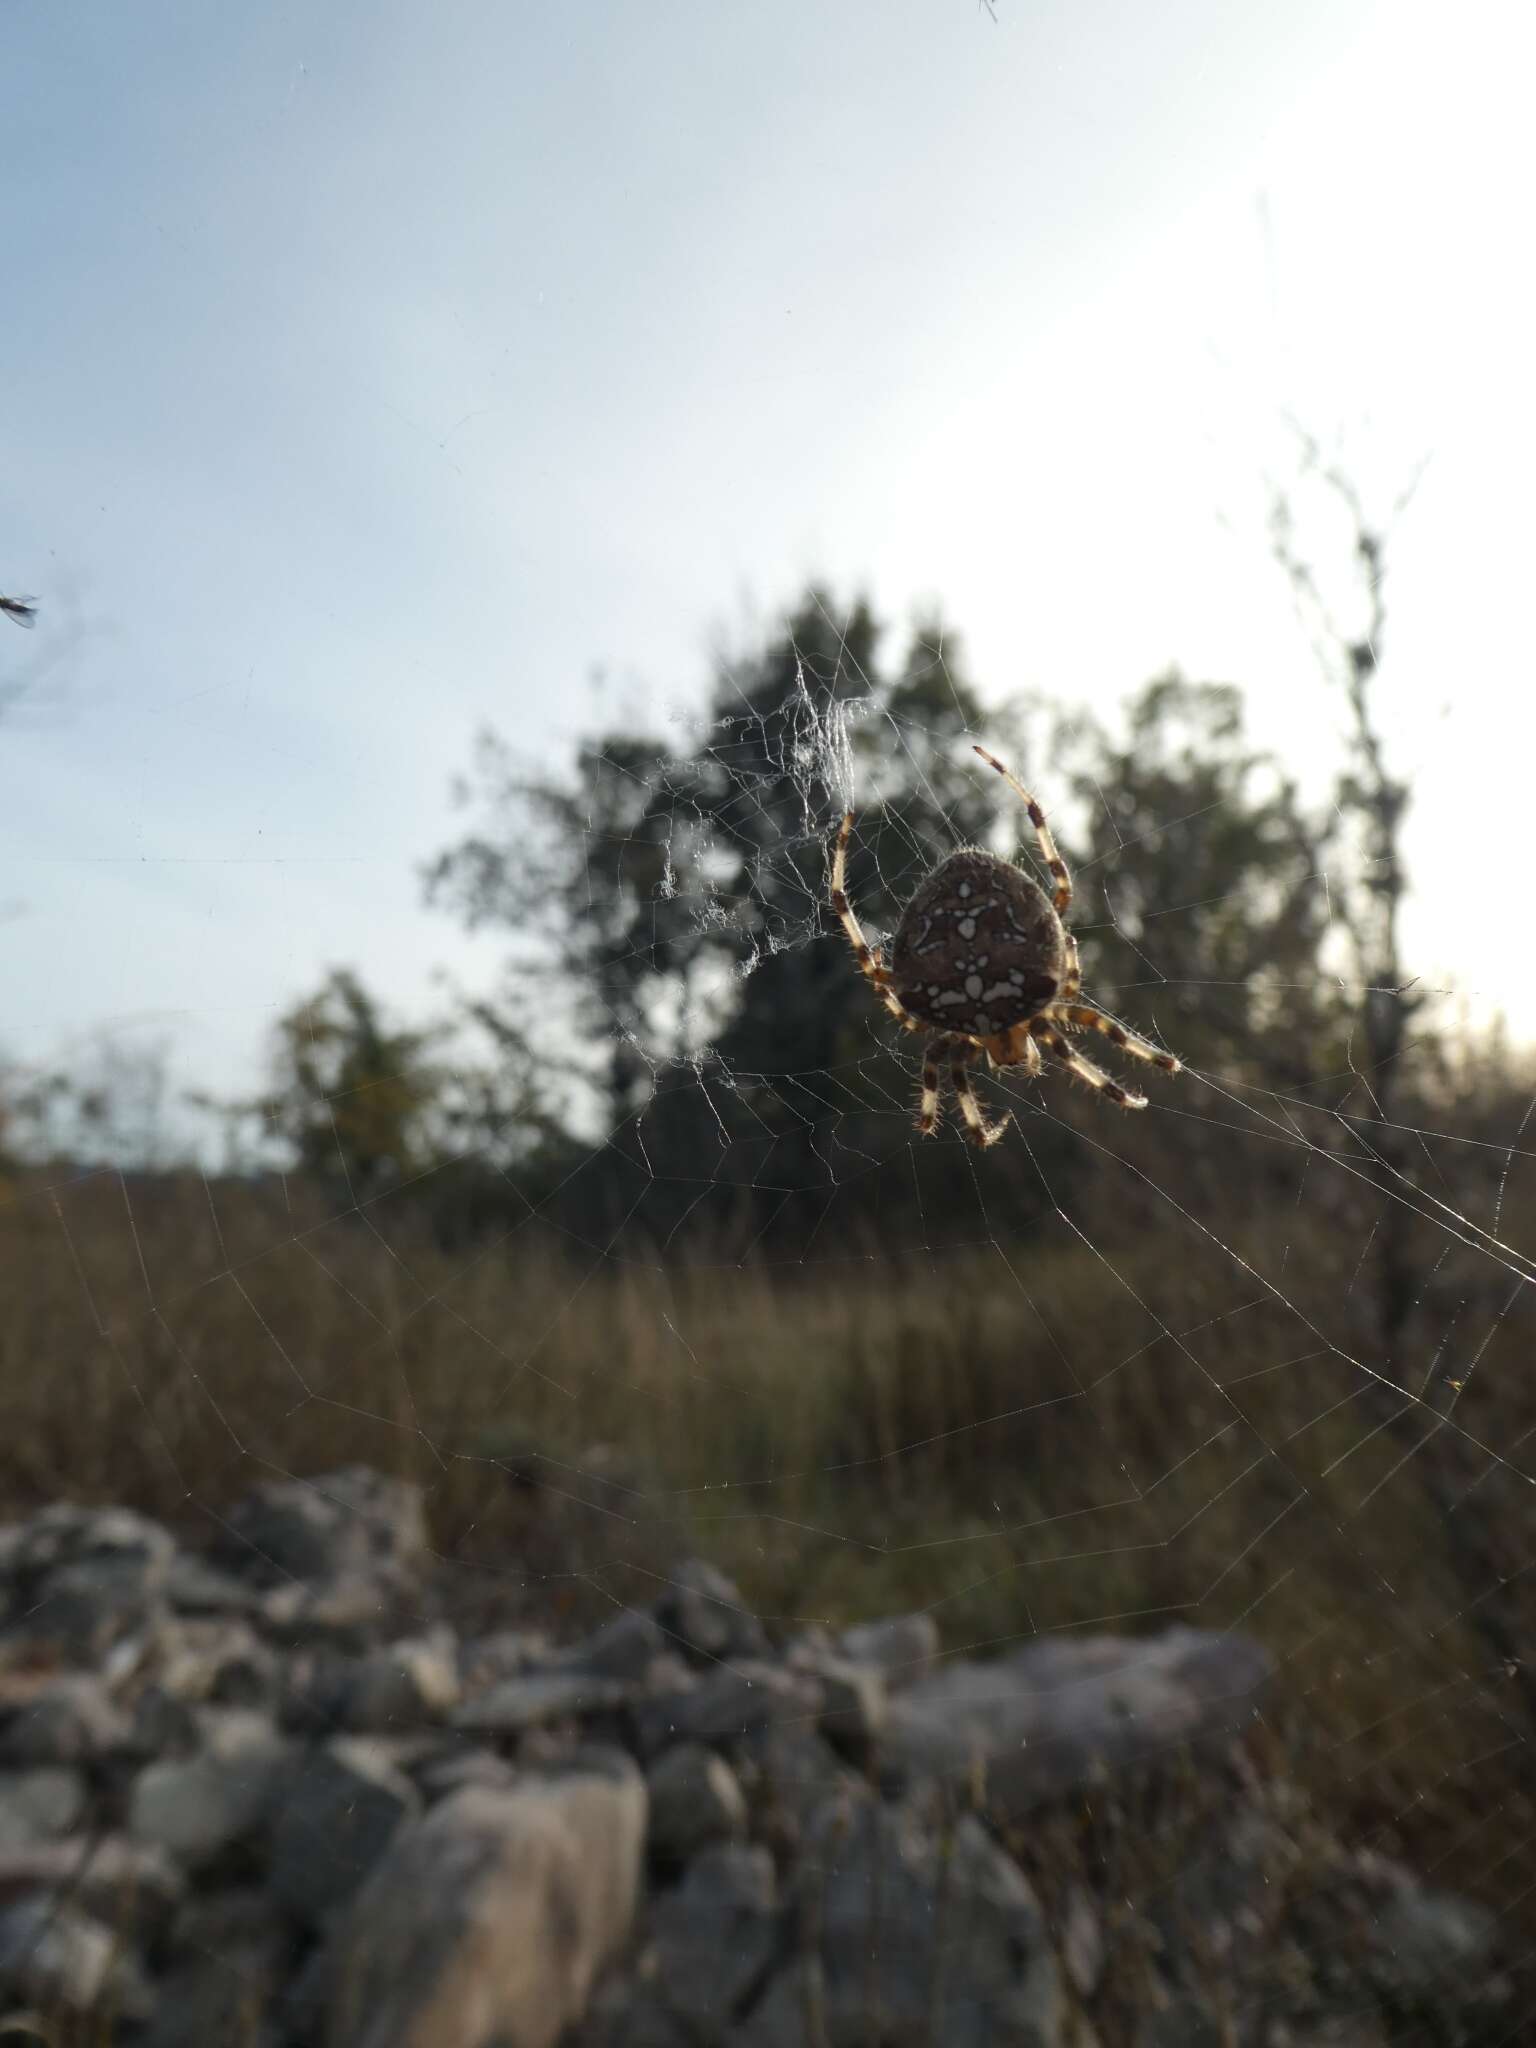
[830,745,1181,1147]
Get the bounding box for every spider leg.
[830,814,935,1049]
[972,746,1073,917]
[1058,933,1083,1004]
[983,1023,1043,1077]
[870,946,927,1035]
[917,1034,949,1137]
[950,1041,1012,1148]
[1043,1002,1181,1074]
[1035,1025,1148,1110]
[829,813,898,991]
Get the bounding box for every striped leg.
[870,947,926,1035]
[830,813,898,989]
[1036,1026,1148,1110]
[972,746,1073,916]
[917,1035,949,1136]
[1044,1002,1181,1074]
[950,1044,1012,1148]
[1058,932,1083,1004]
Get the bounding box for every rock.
[457,1629,552,1693]
[127,1681,205,1759]
[637,1661,820,1756]
[261,1571,403,1650]
[1,1505,176,1667]
[1132,1993,1228,2048]
[655,1560,772,1665]
[1282,2021,1393,2048]
[739,1795,1065,2048]
[409,1743,519,1804]
[740,1724,854,1857]
[836,1613,940,1687]
[340,1634,462,1732]
[0,1836,183,1941]
[637,1651,696,1701]
[172,1879,291,1954]
[650,1843,778,2032]
[320,1750,646,2048]
[267,1736,420,1924]
[0,1673,128,1766]
[142,1888,291,2048]
[216,1467,429,1587]
[1348,1848,1498,2004]
[557,1608,668,1681]
[646,1742,748,1864]
[0,1895,151,2018]
[156,1616,276,1708]
[1059,1883,1105,1998]
[802,1653,885,1761]
[0,1766,85,1848]
[570,1980,694,2047]
[452,1668,633,1737]
[3,1504,174,1587]
[0,1461,1501,2048]
[128,1708,291,1871]
[287,1642,454,1739]
[12,1564,162,1667]
[162,1550,267,1617]
[880,1627,1273,1821]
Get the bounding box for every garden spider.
[829,745,1181,1147]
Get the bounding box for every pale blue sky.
[2,0,1533,1109]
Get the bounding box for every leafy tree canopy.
[422,589,1346,1249]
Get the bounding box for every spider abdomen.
[890,849,1067,1038]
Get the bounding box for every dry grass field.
[5,1147,1536,1952]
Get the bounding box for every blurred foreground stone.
[0,1469,1511,2047]
[322,1755,645,2048]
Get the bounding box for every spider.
[829,744,1181,1147]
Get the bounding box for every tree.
[426,592,1027,1129]
[246,969,447,1203]
[195,967,579,1237]
[1267,434,1427,1358]
[1266,434,1536,1738]
[425,587,1352,1252]
[426,591,1057,1245]
[1050,672,1340,1090]
[1,1035,176,1170]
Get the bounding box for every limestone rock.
[452,1668,633,1737]
[0,1895,151,2018]
[141,1887,291,2048]
[650,1842,778,2033]
[129,1710,292,1871]
[321,1751,646,2048]
[557,1607,668,1681]
[215,1467,429,1588]
[738,1794,1064,2048]
[0,1765,85,1848]
[0,1672,128,1766]
[1,1505,175,1667]
[654,1561,771,1665]
[267,1735,420,1924]
[646,1741,748,1864]
[0,1835,183,1941]
[880,1626,1273,1820]
[637,1661,820,1756]
[836,1612,939,1687]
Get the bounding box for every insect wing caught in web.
[0,596,38,629]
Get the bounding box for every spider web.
[21,668,1536,2038]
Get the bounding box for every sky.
[2,0,1534,1120]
